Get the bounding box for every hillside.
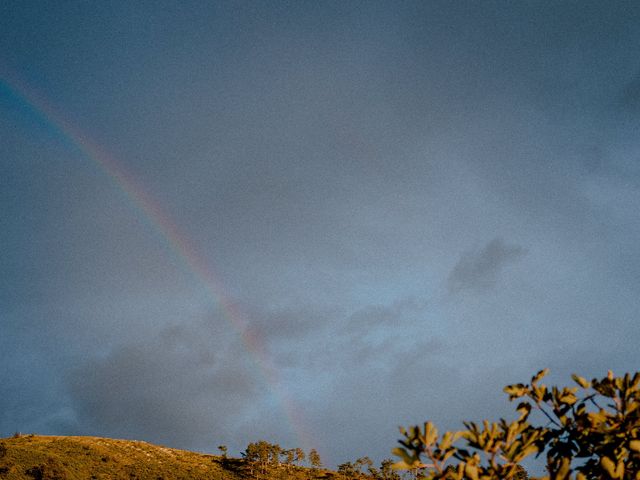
[0,435,328,480]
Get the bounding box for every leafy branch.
[394,370,640,480]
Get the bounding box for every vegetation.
[310,449,322,469]
[0,434,395,480]
[0,435,232,479]
[6,369,638,480]
[393,370,640,480]
[240,440,312,479]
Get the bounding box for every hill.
[0,434,327,480]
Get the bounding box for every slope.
[0,434,249,480]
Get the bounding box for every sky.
[2,0,640,470]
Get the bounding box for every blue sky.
[2,0,640,469]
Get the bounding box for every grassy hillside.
[0,435,329,480]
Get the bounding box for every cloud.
[620,71,640,113]
[243,304,337,345]
[447,238,527,294]
[66,322,260,450]
[345,296,428,332]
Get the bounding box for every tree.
[355,457,374,477]
[369,465,382,480]
[294,447,306,466]
[218,444,229,480]
[393,370,640,480]
[282,449,295,471]
[243,440,275,479]
[270,443,282,469]
[256,441,272,476]
[338,461,357,480]
[243,442,260,479]
[380,459,401,480]
[309,449,322,469]
[218,445,228,459]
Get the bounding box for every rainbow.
[1,71,316,455]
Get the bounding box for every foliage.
[243,440,273,478]
[284,448,296,468]
[219,444,229,458]
[338,461,358,479]
[379,459,402,480]
[0,435,327,480]
[242,440,326,480]
[337,458,404,480]
[310,449,323,469]
[393,370,640,480]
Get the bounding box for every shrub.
[393,370,640,480]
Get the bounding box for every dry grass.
[0,434,235,479]
[0,435,332,480]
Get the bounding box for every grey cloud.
[307,336,511,466]
[243,304,338,345]
[222,303,344,371]
[447,238,527,294]
[67,323,260,450]
[620,72,640,112]
[269,296,432,373]
[346,296,428,333]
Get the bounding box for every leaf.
[504,384,527,399]
[422,421,438,446]
[464,463,479,480]
[532,369,549,384]
[516,402,532,421]
[440,431,453,451]
[558,392,578,405]
[391,461,411,471]
[602,457,617,478]
[391,447,416,467]
[572,374,591,389]
[556,457,571,480]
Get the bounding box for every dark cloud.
[620,71,640,112]
[447,239,527,294]
[243,304,337,345]
[67,323,259,450]
[346,296,428,332]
